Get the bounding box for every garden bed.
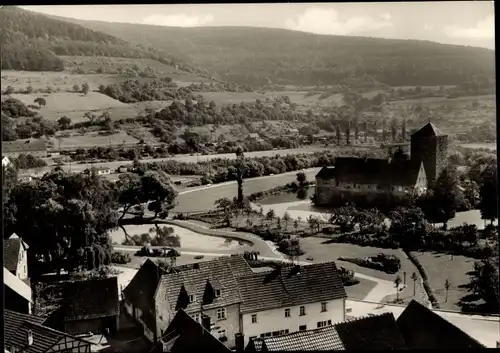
[338,253,401,274]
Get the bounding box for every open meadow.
[199,91,267,105]
[5,92,139,123]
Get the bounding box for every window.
[284,308,291,318]
[251,314,258,323]
[299,325,307,331]
[217,308,227,320]
[321,302,327,312]
[215,289,221,297]
[191,313,201,323]
[299,306,306,316]
[317,320,333,328]
[272,331,280,337]
[217,329,227,341]
[260,332,272,338]
[188,294,196,303]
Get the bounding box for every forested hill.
[0,7,210,77]
[55,17,495,89]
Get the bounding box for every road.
[173,167,321,213]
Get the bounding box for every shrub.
[339,253,401,274]
[338,266,360,286]
[111,251,131,264]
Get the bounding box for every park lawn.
[408,251,475,312]
[50,130,139,149]
[297,237,427,304]
[344,277,378,301]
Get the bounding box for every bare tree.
[411,272,418,297]
[444,279,451,303]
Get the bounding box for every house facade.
[4,267,33,314]
[236,263,346,347]
[315,122,445,206]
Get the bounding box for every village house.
[245,312,407,351]
[236,263,347,347]
[91,166,112,175]
[315,122,448,206]
[5,310,93,353]
[2,139,48,158]
[4,266,33,314]
[43,277,120,336]
[3,155,12,167]
[124,256,348,350]
[4,233,30,281]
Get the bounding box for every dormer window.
[215,289,221,297]
[189,294,196,303]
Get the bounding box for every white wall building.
[236,262,347,347]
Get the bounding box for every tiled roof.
[157,255,252,313]
[237,262,347,314]
[335,313,407,350]
[316,166,336,179]
[123,259,165,318]
[5,310,91,353]
[152,309,231,353]
[2,139,47,153]
[259,326,345,351]
[4,238,21,274]
[396,300,485,349]
[332,157,423,186]
[411,122,446,138]
[52,277,119,322]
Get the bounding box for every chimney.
[27,330,33,346]
[235,333,245,352]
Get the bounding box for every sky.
[21,2,495,49]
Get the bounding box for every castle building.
[315,122,448,206]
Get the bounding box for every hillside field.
[4,92,138,123]
[50,130,139,149]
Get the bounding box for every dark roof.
[335,313,407,350]
[156,255,252,314]
[411,122,446,138]
[316,166,336,179]
[332,157,423,186]
[396,300,485,350]
[152,309,231,353]
[5,310,91,353]
[236,262,347,314]
[123,259,165,320]
[2,139,47,153]
[4,237,22,273]
[54,277,120,322]
[258,326,345,351]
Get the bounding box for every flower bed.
[338,253,401,274]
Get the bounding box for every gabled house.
[396,300,486,349]
[155,255,253,348]
[5,309,92,353]
[124,255,253,347]
[43,277,120,336]
[4,233,30,281]
[236,263,347,347]
[150,309,231,353]
[245,312,407,352]
[122,259,167,342]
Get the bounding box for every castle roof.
[327,157,423,186]
[411,122,446,138]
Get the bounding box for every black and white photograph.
[1,2,497,352]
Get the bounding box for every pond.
[109,224,252,252]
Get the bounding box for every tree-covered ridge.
[0,7,210,77]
